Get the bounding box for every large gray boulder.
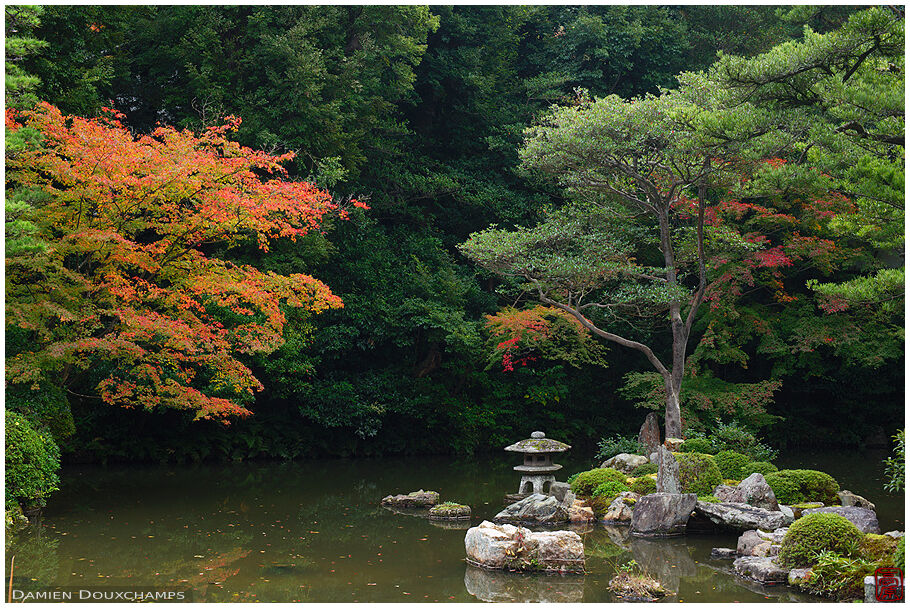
[733,556,788,584]
[728,473,780,511]
[695,501,793,532]
[602,491,641,525]
[630,492,697,536]
[464,520,584,573]
[837,489,876,511]
[803,505,880,534]
[493,493,568,525]
[601,453,649,474]
[639,412,661,456]
[655,446,680,494]
[381,489,439,509]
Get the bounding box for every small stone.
[493,493,568,525]
[664,437,684,451]
[602,491,641,524]
[756,528,788,544]
[548,482,572,503]
[531,431,546,439]
[788,567,812,586]
[710,547,737,559]
[568,500,594,524]
[884,530,905,539]
[728,473,780,511]
[837,489,876,511]
[381,490,440,509]
[737,530,762,556]
[732,556,788,584]
[428,503,471,519]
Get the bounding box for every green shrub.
[592,480,631,502]
[801,550,875,600]
[6,411,61,508]
[630,476,656,495]
[570,468,628,496]
[595,435,642,461]
[713,451,753,480]
[884,429,904,493]
[740,461,778,477]
[632,462,658,476]
[709,421,778,461]
[673,452,723,496]
[895,536,905,571]
[679,437,715,454]
[779,512,864,568]
[765,469,840,505]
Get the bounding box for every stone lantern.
[504,431,571,495]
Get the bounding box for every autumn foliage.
[6,103,364,420]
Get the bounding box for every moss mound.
[779,512,864,568]
[698,494,721,503]
[679,437,714,454]
[713,450,752,480]
[765,469,840,504]
[632,462,657,476]
[570,468,628,496]
[592,480,631,502]
[6,411,61,509]
[428,502,470,518]
[630,476,656,495]
[860,534,900,562]
[740,461,778,477]
[895,536,905,570]
[673,452,723,496]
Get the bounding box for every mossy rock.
[673,452,723,496]
[713,450,752,480]
[570,468,628,496]
[861,534,900,562]
[698,495,721,504]
[766,470,839,505]
[428,502,471,519]
[779,512,864,568]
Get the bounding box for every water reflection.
[464,565,584,602]
[428,519,472,530]
[630,537,697,593]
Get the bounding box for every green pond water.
[6,450,903,602]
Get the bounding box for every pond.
[6,449,903,602]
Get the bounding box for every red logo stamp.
[875,566,904,602]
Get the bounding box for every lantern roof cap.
[504,431,570,453]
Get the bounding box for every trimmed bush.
[679,437,715,454]
[765,469,840,505]
[673,452,723,496]
[632,462,658,476]
[570,468,628,496]
[630,476,657,495]
[593,480,631,502]
[779,512,864,568]
[6,411,61,508]
[713,450,752,480]
[740,461,778,477]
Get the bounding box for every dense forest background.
[6,5,904,464]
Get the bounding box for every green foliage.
[765,469,840,505]
[5,411,61,508]
[629,476,656,495]
[709,422,778,461]
[884,429,904,493]
[595,435,643,462]
[5,383,75,444]
[740,461,778,478]
[800,550,876,600]
[698,495,721,503]
[673,452,723,496]
[632,462,658,476]
[5,6,48,109]
[894,536,905,571]
[713,451,753,480]
[679,437,714,454]
[593,480,631,502]
[860,534,900,562]
[570,468,628,497]
[779,512,864,568]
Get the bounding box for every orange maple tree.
[6,103,365,421]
